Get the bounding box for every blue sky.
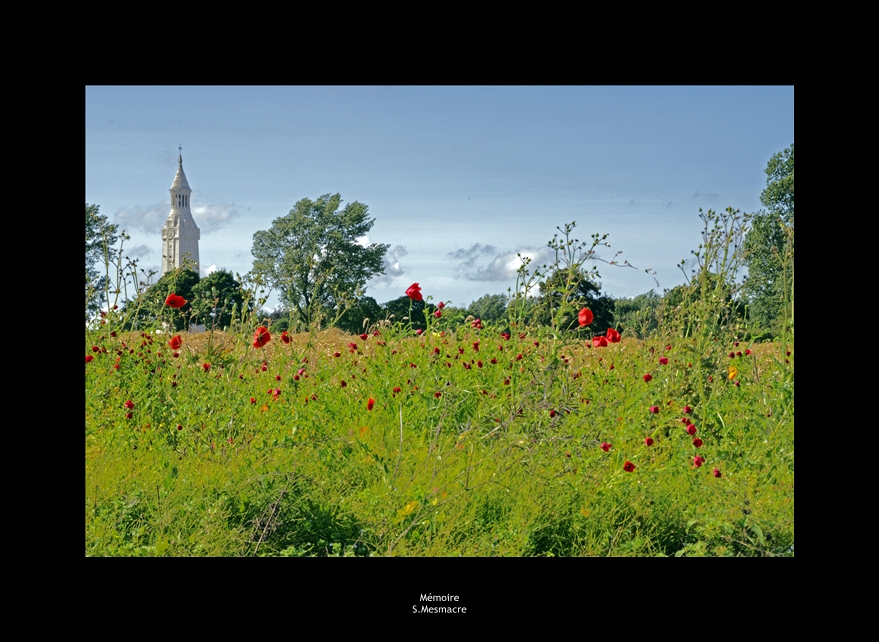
[85,86,794,311]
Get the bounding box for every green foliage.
[381,295,436,331]
[536,267,615,335]
[86,317,793,557]
[760,144,794,221]
[251,194,389,329]
[87,207,791,557]
[86,204,119,316]
[466,294,508,324]
[336,296,383,335]
[189,269,250,330]
[124,268,200,331]
[743,144,794,336]
[614,290,661,339]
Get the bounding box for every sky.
[85,86,794,311]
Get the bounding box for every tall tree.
[122,268,200,331]
[189,269,251,329]
[466,293,508,324]
[252,194,389,328]
[86,204,119,317]
[743,144,794,333]
[536,268,615,334]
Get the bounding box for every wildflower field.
[85,303,794,556]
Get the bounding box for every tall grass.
[86,218,793,557]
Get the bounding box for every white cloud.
[114,202,168,234]
[368,245,408,286]
[449,244,555,281]
[114,193,244,235]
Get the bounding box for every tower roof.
[170,154,192,191]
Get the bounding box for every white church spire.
[161,146,201,275]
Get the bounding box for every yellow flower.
[401,500,418,516]
[728,366,738,380]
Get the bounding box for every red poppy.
[253,326,271,348]
[434,391,442,398]
[367,397,375,411]
[649,405,659,414]
[686,424,697,435]
[593,336,609,347]
[693,437,703,447]
[124,400,134,410]
[434,310,442,318]
[659,356,669,365]
[85,355,93,363]
[600,441,612,452]
[643,373,653,382]
[578,308,594,327]
[471,318,483,329]
[415,329,423,335]
[164,293,187,308]
[712,467,722,478]
[281,331,291,344]
[606,327,621,343]
[623,461,636,472]
[360,333,368,341]
[168,335,183,350]
[405,283,423,302]
[693,455,705,468]
[644,437,654,446]
[683,405,692,414]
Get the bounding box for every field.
[85,317,794,556]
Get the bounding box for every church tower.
[161,148,201,275]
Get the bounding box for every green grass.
[85,322,793,557]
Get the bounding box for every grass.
[85,317,793,557]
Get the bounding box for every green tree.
[189,269,251,330]
[614,290,660,339]
[743,144,794,334]
[251,194,389,328]
[336,296,383,335]
[660,273,744,339]
[536,268,615,334]
[123,268,200,331]
[381,296,436,332]
[466,293,508,324]
[86,203,119,316]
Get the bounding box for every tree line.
[87,144,792,340]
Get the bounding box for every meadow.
[85,304,794,556]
